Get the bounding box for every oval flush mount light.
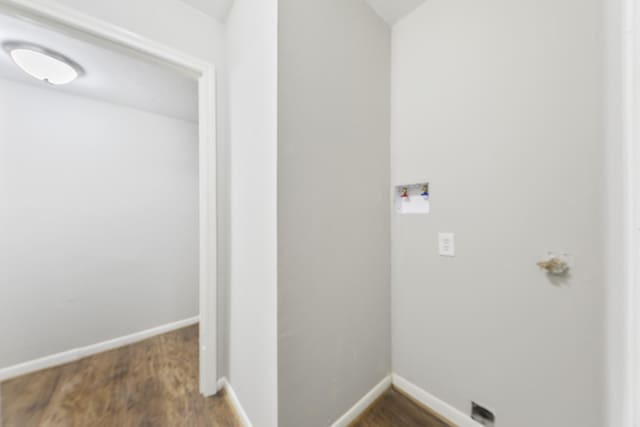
[3,41,83,85]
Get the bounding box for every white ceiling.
[365,0,427,25]
[180,0,234,22]
[0,12,198,122]
[177,0,426,26]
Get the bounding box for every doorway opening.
[0,0,217,399]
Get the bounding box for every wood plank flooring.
[350,388,454,427]
[1,325,241,427]
[2,325,453,427]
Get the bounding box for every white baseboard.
[331,376,392,427]
[0,316,199,383]
[217,377,253,427]
[392,373,482,427]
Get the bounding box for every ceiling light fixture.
[3,41,84,85]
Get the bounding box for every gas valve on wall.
[537,252,572,276]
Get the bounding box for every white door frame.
[0,0,218,396]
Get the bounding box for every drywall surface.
[0,78,198,368]
[12,0,231,379]
[391,1,605,426]
[365,0,426,25]
[178,0,233,23]
[277,1,391,426]
[604,0,632,424]
[16,0,225,63]
[226,0,278,425]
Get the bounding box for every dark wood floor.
[1,325,241,427]
[350,388,454,427]
[2,325,452,427]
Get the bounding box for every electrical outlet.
[438,233,455,257]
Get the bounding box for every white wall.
[277,1,391,426]
[0,78,198,368]
[226,0,279,425]
[604,0,628,425]
[391,1,605,426]
[15,0,225,64]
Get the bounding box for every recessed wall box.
[395,182,430,214]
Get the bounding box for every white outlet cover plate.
[439,233,455,256]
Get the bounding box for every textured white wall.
[391,1,605,426]
[226,0,279,425]
[0,78,198,368]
